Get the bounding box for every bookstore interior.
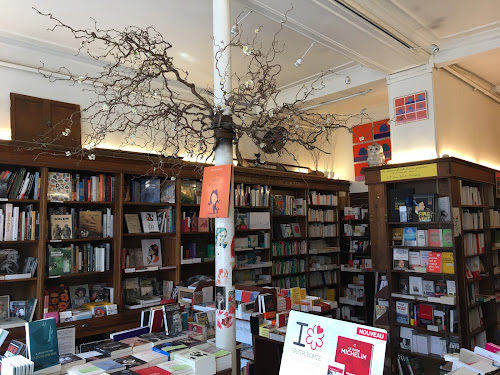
[1,1,500,375]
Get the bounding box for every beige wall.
[434,69,500,169]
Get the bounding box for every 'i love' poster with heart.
[280,310,387,375]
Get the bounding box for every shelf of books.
[306,190,340,310]
[339,196,375,326]
[364,157,499,375]
[270,187,307,289]
[0,144,350,350]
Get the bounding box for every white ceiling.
[0,0,499,106]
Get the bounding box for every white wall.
[434,68,500,169]
[387,65,438,164]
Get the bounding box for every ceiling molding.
[276,64,385,106]
[239,0,428,74]
[433,26,500,67]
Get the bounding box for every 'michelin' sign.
[279,311,387,375]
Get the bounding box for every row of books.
[308,286,336,301]
[396,277,455,298]
[464,233,486,255]
[49,208,112,239]
[308,208,336,222]
[0,296,37,325]
[235,232,270,250]
[461,185,483,206]
[349,239,369,253]
[234,183,270,207]
[271,195,304,216]
[47,243,111,276]
[389,189,451,222]
[396,300,458,332]
[469,306,484,333]
[400,326,456,358]
[342,284,365,301]
[396,353,425,375]
[129,178,176,204]
[272,259,306,275]
[235,211,271,230]
[310,255,338,271]
[466,281,494,307]
[0,168,40,200]
[275,222,302,238]
[272,274,307,289]
[343,223,368,237]
[340,306,365,323]
[343,206,367,220]
[124,209,175,234]
[342,258,372,271]
[0,249,37,279]
[235,251,264,268]
[123,277,172,308]
[462,209,484,230]
[309,270,338,288]
[393,227,453,247]
[180,211,214,233]
[465,256,484,280]
[271,239,306,256]
[308,223,336,237]
[489,208,500,227]
[393,248,454,273]
[48,172,115,202]
[308,191,337,206]
[0,204,39,241]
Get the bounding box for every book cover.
[427,252,442,273]
[9,301,26,319]
[47,172,72,201]
[403,227,417,246]
[25,298,37,322]
[423,280,435,297]
[50,214,73,240]
[408,251,421,270]
[334,336,373,375]
[409,276,423,296]
[95,341,131,356]
[446,280,456,296]
[95,359,126,373]
[45,284,71,313]
[427,229,442,247]
[441,252,454,274]
[442,229,453,247]
[199,165,232,218]
[164,303,182,336]
[25,318,59,371]
[396,301,410,324]
[79,211,103,238]
[389,189,413,222]
[413,194,435,222]
[0,249,20,275]
[326,363,345,375]
[113,355,147,369]
[291,223,302,237]
[91,283,106,302]
[140,212,159,233]
[416,230,427,247]
[48,247,73,276]
[135,367,172,375]
[141,239,162,267]
[438,197,451,222]
[419,250,431,267]
[236,213,248,230]
[392,228,404,245]
[160,180,175,204]
[140,179,160,203]
[280,223,294,238]
[124,214,142,234]
[398,279,409,295]
[393,248,409,270]
[180,181,197,204]
[434,279,447,297]
[418,304,434,325]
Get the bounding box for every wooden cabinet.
[10,93,81,148]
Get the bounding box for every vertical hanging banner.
[279,311,387,375]
[199,164,233,218]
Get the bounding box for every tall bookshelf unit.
[364,157,499,375]
[0,144,349,351]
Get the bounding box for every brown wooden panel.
[11,93,46,143]
[368,183,389,271]
[49,100,81,148]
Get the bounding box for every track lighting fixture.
[231,11,252,35]
[294,42,315,67]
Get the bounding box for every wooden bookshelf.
[364,157,499,375]
[0,143,349,349]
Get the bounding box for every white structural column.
[213,1,236,374]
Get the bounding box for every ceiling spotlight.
[430,44,440,54]
[294,42,315,68]
[231,10,252,35]
[345,76,351,85]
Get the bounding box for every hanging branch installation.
[32,8,370,167]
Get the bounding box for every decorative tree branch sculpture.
[33,8,370,167]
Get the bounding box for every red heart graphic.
[317,326,323,334]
